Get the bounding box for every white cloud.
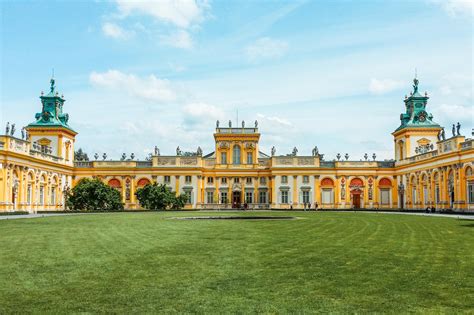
[161,30,193,49]
[102,22,132,39]
[256,113,292,127]
[432,103,473,122]
[183,102,224,120]
[89,70,176,102]
[245,37,288,62]
[368,78,403,94]
[429,0,474,17]
[114,0,209,29]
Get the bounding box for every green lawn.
[0,212,473,313]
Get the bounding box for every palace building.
[1,78,473,212]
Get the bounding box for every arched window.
[233,145,241,165]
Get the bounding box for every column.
[175,175,180,194]
[314,175,320,206]
[292,175,298,207]
[271,176,276,207]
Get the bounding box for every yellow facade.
[1,79,473,212]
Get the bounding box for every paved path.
[1,210,473,220]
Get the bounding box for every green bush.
[0,211,29,216]
[66,178,123,212]
[136,183,188,210]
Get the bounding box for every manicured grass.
[0,211,473,313]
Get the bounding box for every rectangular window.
[303,176,309,184]
[246,177,252,184]
[185,176,192,184]
[247,152,253,164]
[435,186,440,204]
[281,191,289,204]
[380,188,390,205]
[164,176,171,184]
[184,191,192,204]
[207,191,214,204]
[245,192,253,204]
[221,152,227,164]
[322,189,334,204]
[259,191,267,204]
[259,177,266,185]
[207,177,214,184]
[302,191,310,203]
[51,187,56,205]
[281,176,288,184]
[221,192,228,204]
[412,188,417,204]
[27,185,32,205]
[468,183,474,204]
[221,177,227,185]
[423,187,429,204]
[39,186,44,205]
[234,177,240,184]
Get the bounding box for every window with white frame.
[221,152,227,164]
[281,190,289,204]
[184,191,192,204]
[423,186,429,204]
[246,177,252,184]
[27,184,32,205]
[164,176,171,184]
[221,177,227,185]
[234,177,240,183]
[245,191,253,204]
[259,177,266,185]
[247,152,253,164]
[233,145,241,165]
[302,190,310,203]
[468,182,474,204]
[259,191,267,204]
[39,186,44,205]
[185,176,192,184]
[221,192,228,204]
[207,191,214,204]
[207,177,214,184]
[281,176,288,184]
[50,187,56,205]
[303,175,309,184]
[435,186,440,204]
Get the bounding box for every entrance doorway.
[351,189,362,209]
[232,191,241,208]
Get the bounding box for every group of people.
[301,202,319,211]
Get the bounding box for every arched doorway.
[350,178,364,209]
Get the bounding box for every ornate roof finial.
[413,68,419,94]
[50,77,55,94]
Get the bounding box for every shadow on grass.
[457,219,474,228]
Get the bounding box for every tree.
[66,178,123,211]
[136,183,188,210]
[74,148,89,161]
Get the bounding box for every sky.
[1,0,472,161]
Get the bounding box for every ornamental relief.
[277,158,293,165]
[157,158,176,165]
[219,142,230,149]
[297,157,313,165]
[245,142,255,149]
[180,158,197,165]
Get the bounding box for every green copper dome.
[394,78,440,132]
[27,78,76,132]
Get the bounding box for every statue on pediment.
[271,146,276,156]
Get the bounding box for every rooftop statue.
[452,124,456,137]
[312,146,319,156]
[441,127,446,141]
[456,122,461,136]
[228,120,232,128]
[216,120,219,128]
[255,120,258,128]
[176,146,182,156]
[10,124,15,136]
[197,146,203,156]
[242,120,245,128]
[292,147,298,156]
[5,122,9,135]
[154,146,160,156]
[413,77,419,94]
[271,146,276,156]
[21,127,25,140]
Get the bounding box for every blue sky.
[1,0,472,160]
